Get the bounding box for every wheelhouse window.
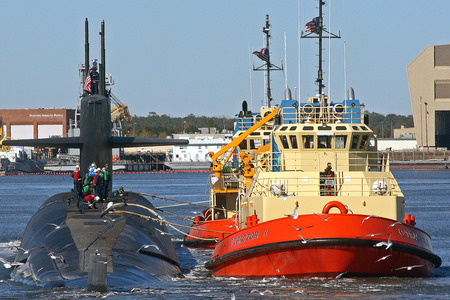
[280,135,289,148]
[335,135,347,149]
[289,135,298,149]
[360,135,369,149]
[239,140,247,150]
[318,135,332,149]
[351,135,360,150]
[303,135,314,149]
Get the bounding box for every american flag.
[305,17,319,33]
[252,48,270,63]
[83,76,92,92]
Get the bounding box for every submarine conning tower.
[79,95,112,175]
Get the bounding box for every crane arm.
[209,107,278,177]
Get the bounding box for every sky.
[1,1,449,118]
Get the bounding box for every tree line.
[123,111,413,139]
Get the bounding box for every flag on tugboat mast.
[252,48,270,62]
[305,17,319,33]
[83,76,92,92]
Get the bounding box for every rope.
[156,200,209,209]
[109,210,233,234]
[155,208,194,222]
[135,192,210,208]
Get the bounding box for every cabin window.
[264,132,271,135]
[263,137,270,145]
[280,126,288,131]
[289,135,298,149]
[361,126,368,131]
[239,140,247,150]
[250,132,260,136]
[335,135,347,149]
[303,126,314,130]
[280,135,289,148]
[360,135,369,149]
[318,136,332,148]
[249,139,256,149]
[289,126,297,131]
[352,126,359,130]
[351,135,360,149]
[303,135,314,149]
[254,139,262,149]
[336,126,347,130]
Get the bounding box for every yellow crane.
[0,125,11,152]
[208,107,278,179]
[110,92,132,136]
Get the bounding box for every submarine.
[3,19,188,291]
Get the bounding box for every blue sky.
[1,1,449,118]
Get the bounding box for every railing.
[281,104,365,125]
[250,172,400,198]
[254,151,389,173]
[210,171,240,190]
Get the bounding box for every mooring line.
[135,192,210,208]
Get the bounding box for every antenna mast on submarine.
[99,20,107,97]
[85,18,90,82]
[301,0,340,96]
[253,14,283,107]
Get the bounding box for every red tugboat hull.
[206,213,441,277]
[184,217,237,249]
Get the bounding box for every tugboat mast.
[253,15,283,107]
[301,0,340,96]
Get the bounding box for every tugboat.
[4,19,188,291]
[183,15,283,248]
[205,4,441,277]
[183,104,278,248]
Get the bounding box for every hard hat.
[76,165,80,169]
[95,196,100,201]
[327,162,332,168]
[94,169,98,173]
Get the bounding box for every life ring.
[322,201,348,214]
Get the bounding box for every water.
[0,170,448,299]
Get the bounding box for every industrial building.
[407,44,450,150]
[0,108,75,139]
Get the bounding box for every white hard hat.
[76,165,80,169]
[94,169,98,173]
[95,196,100,201]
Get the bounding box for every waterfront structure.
[0,108,75,139]
[165,133,232,170]
[407,44,450,150]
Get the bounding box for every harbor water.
[0,170,448,299]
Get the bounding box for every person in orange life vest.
[324,162,335,196]
[93,168,103,198]
[71,165,80,197]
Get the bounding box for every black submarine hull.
[11,191,181,288]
